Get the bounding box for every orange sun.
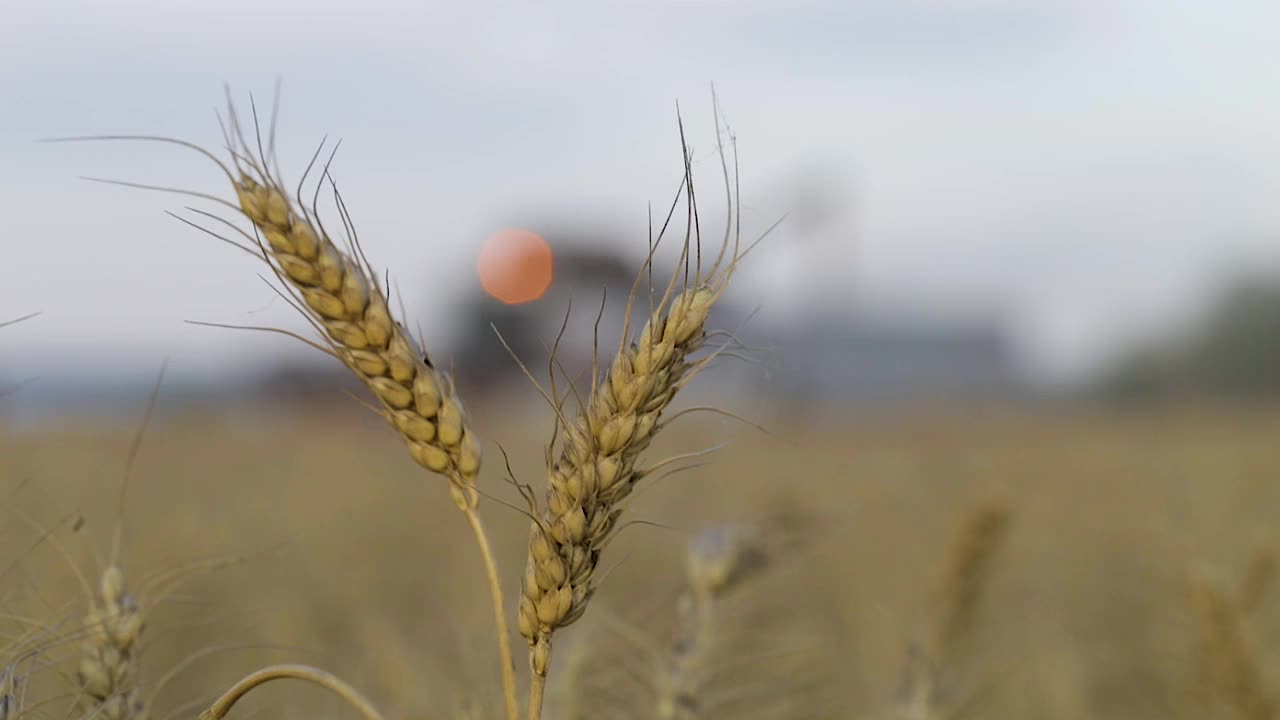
[477,228,554,305]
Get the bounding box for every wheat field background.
[6,3,1280,715]
[5,395,1278,719]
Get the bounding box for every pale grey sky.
[4,0,1280,384]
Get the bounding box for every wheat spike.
[1188,568,1276,720]
[227,152,481,510]
[931,504,1011,665]
[519,106,757,719]
[78,564,147,720]
[517,278,729,661]
[52,112,481,507]
[52,90,518,719]
[218,97,520,718]
[654,523,770,720]
[222,98,524,720]
[896,503,1011,719]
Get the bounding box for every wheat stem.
[528,670,548,720]
[198,664,384,720]
[462,505,519,720]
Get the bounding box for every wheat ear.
[76,371,164,720]
[223,102,521,720]
[654,523,772,720]
[1188,568,1275,720]
[898,503,1011,719]
[931,504,1010,663]
[78,564,147,720]
[50,91,517,720]
[519,111,754,720]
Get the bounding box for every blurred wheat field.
[5,401,1279,719]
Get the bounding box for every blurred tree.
[447,235,657,399]
[1097,274,1280,402]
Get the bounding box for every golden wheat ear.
[517,99,784,720]
[53,87,520,720]
[44,98,481,506]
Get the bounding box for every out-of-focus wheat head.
[1186,563,1275,720]
[538,514,837,720]
[896,503,1012,720]
[660,517,788,712]
[78,564,147,720]
[517,111,761,702]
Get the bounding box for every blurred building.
[445,229,1025,414]
[751,311,1024,413]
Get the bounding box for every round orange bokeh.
[477,228,554,305]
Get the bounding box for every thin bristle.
[0,313,41,329]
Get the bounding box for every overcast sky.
[4,0,1280,385]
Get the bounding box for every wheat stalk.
[49,91,519,720]
[197,664,385,720]
[518,108,765,720]
[218,99,519,720]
